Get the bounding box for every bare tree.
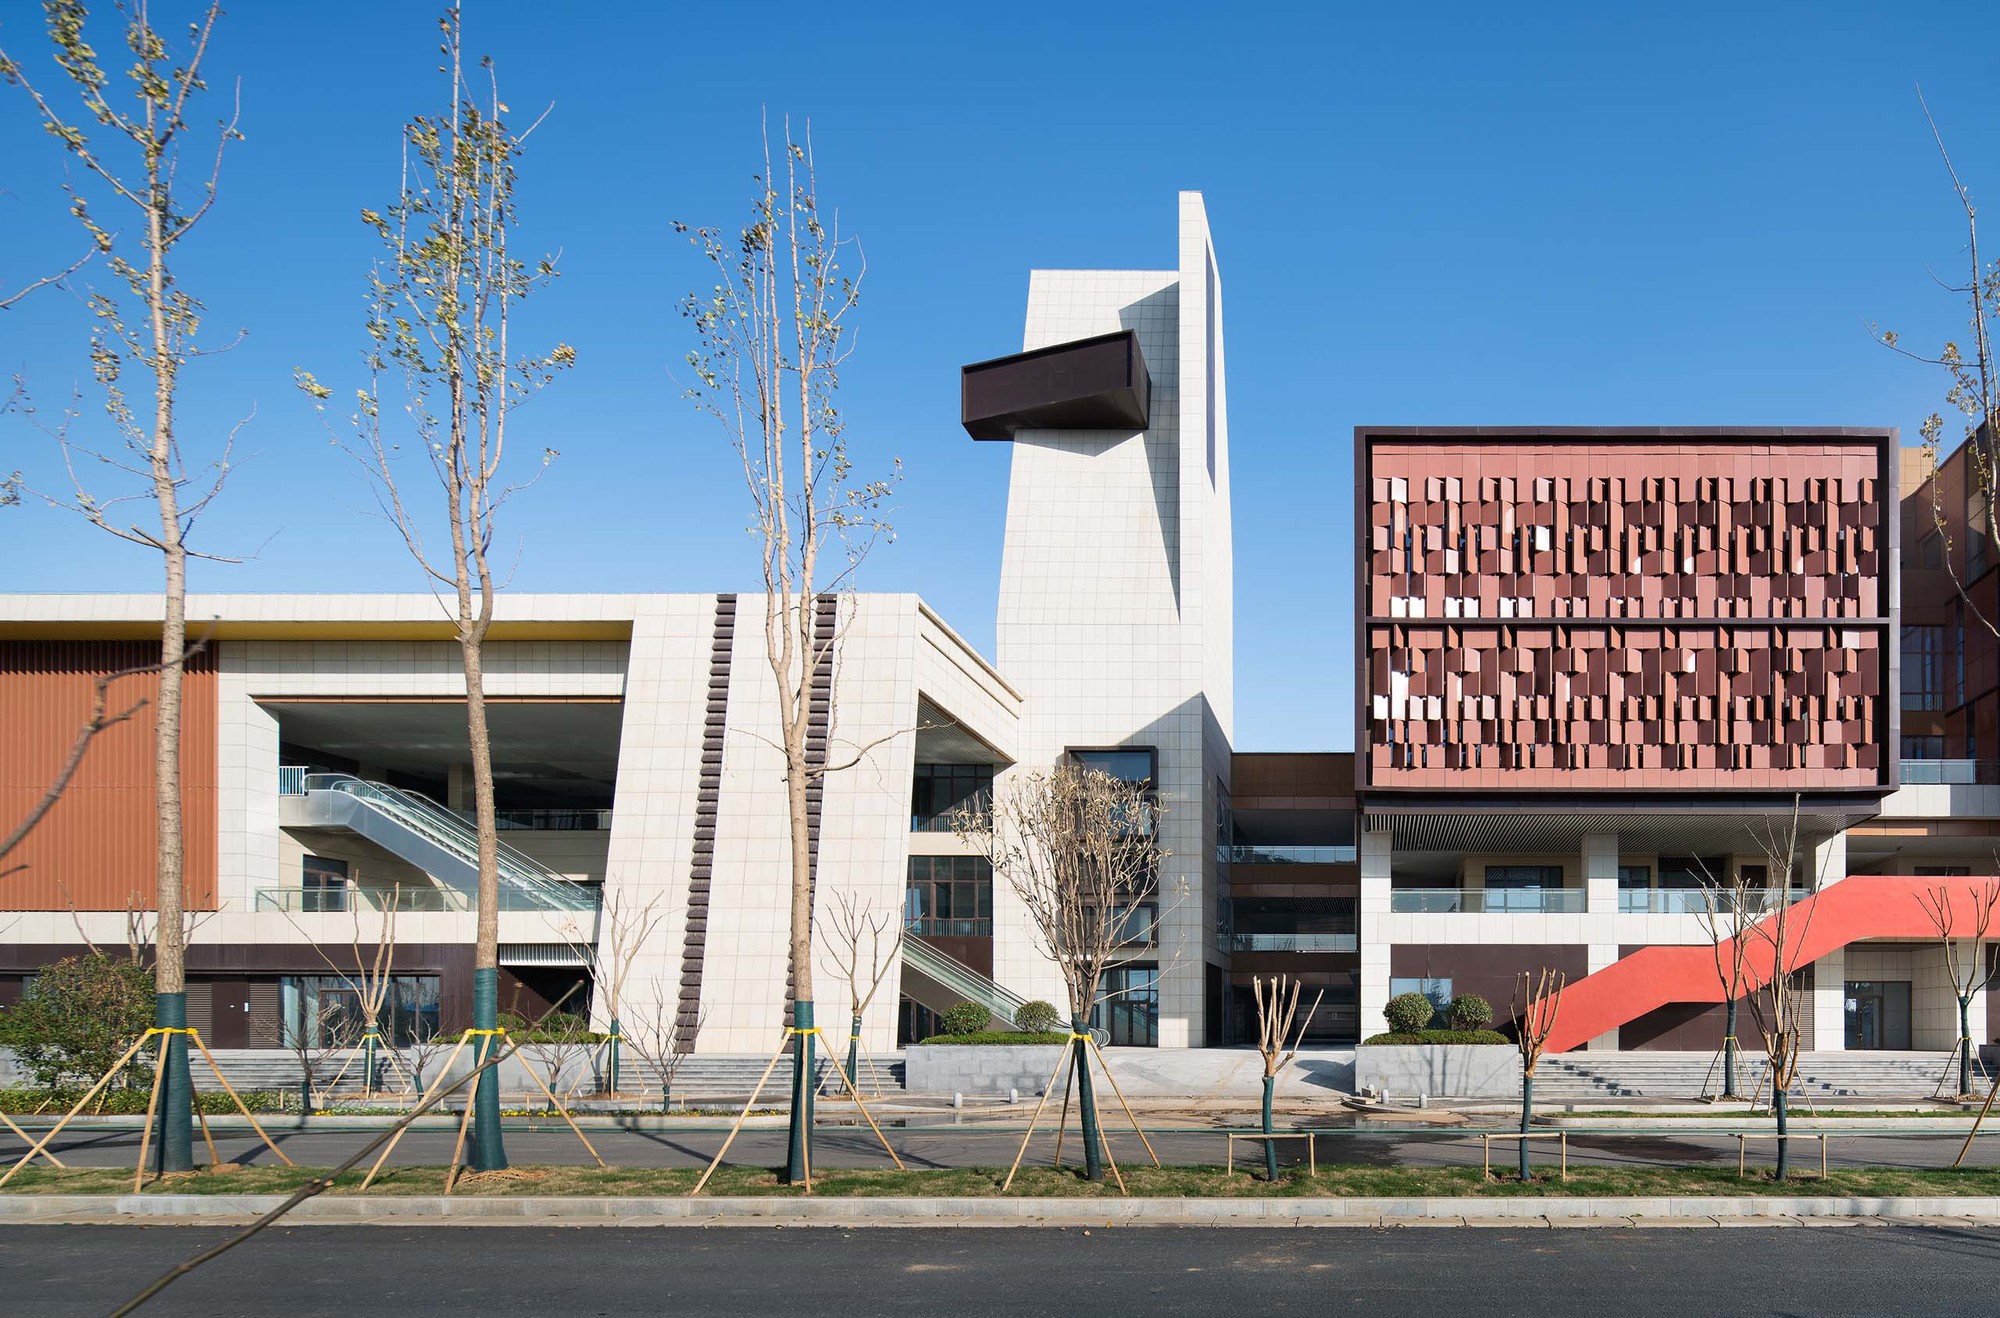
[258,992,357,1120]
[283,886,405,1098]
[518,1006,593,1111]
[1250,975,1322,1181]
[1695,861,1762,1101]
[956,763,1168,1183]
[1742,801,1823,1180]
[1917,879,2000,1099]
[819,890,901,1091]
[1511,969,1566,1182]
[586,892,665,1096]
[678,118,897,1185]
[1,0,245,1176]
[623,977,699,1113]
[298,8,573,1175]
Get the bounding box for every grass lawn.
[6,1163,2000,1198]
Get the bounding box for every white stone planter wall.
[903,1044,1068,1095]
[1354,1044,1521,1099]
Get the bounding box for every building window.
[1917,533,1945,569]
[910,763,993,833]
[1388,976,1453,1020]
[1070,747,1156,787]
[1903,735,1945,761]
[1093,964,1159,1047]
[1903,624,1948,712]
[1616,865,1652,889]
[281,974,439,1047]
[904,855,993,937]
[302,856,349,913]
[1108,901,1159,947]
[1482,865,1562,912]
[1916,865,1972,876]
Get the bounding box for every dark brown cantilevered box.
[960,329,1150,440]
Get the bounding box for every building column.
[1358,829,1393,1042]
[1811,946,1846,1053]
[1808,831,1847,891]
[1582,833,1619,916]
[447,763,472,812]
[1585,943,1622,1051]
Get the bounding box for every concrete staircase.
[1536,1051,1979,1103]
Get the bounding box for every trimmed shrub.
[1361,1029,1511,1046]
[915,1031,1069,1046]
[1013,1000,1061,1034]
[0,954,156,1095]
[1383,992,1436,1034]
[938,1001,990,1037]
[1445,994,1494,1032]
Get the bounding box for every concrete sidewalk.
[4,1192,1999,1227]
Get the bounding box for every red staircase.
[1544,874,1998,1054]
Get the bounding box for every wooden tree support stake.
[690,1036,791,1196]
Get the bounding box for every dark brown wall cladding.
[914,934,992,978]
[1619,997,1758,1050]
[1388,944,1588,1026]
[1230,752,1355,803]
[1359,433,1895,792]
[0,640,217,910]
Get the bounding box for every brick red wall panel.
[0,641,218,911]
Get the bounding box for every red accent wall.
[0,641,217,911]
[1361,436,1892,791]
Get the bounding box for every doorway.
[1844,980,1912,1050]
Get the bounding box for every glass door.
[1844,981,1912,1050]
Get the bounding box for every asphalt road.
[4,1122,1996,1174]
[6,1223,2000,1317]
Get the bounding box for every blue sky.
[2,1,1996,750]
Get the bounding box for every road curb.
[3,1193,1999,1226]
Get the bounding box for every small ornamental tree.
[1446,994,1492,1033]
[1511,969,1566,1181]
[1916,879,2000,1100]
[1251,975,1322,1180]
[1383,992,1435,1035]
[956,764,1168,1183]
[4,954,155,1097]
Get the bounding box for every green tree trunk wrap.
[1518,1071,1533,1182]
[1775,1088,1790,1181]
[1262,1073,1278,1181]
[607,1016,621,1095]
[153,993,194,1174]
[846,1012,862,1088]
[1962,1000,1974,1097]
[1723,1000,1738,1098]
[784,1001,815,1185]
[470,968,508,1172]
[1073,1016,1104,1183]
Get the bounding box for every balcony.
[1899,759,2000,786]
[1390,887,1586,914]
[1218,844,1358,865]
[1227,932,1359,953]
[450,806,613,831]
[905,916,993,938]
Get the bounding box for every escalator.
[900,936,1031,1030]
[289,774,597,912]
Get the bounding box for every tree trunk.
[463,638,507,1173]
[1722,999,1739,1099]
[1518,1070,1534,1181]
[149,206,193,1171]
[1774,1087,1790,1181]
[846,1010,862,1089]
[1073,1016,1104,1183]
[1962,998,1974,1098]
[1261,1072,1278,1181]
[782,715,816,1186]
